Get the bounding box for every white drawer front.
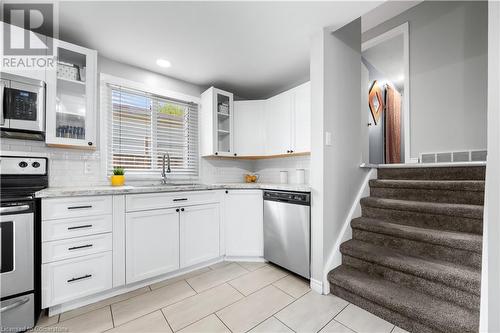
[42,214,112,242]
[42,196,112,220]
[42,252,112,308]
[126,191,218,212]
[42,233,112,263]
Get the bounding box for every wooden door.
[385,85,402,163]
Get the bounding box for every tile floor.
[34,261,409,333]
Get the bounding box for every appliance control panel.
[0,156,47,175]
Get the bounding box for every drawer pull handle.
[67,274,92,283]
[67,224,93,230]
[173,198,188,202]
[0,297,30,313]
[67,205,93,210]
[68,244,93,251]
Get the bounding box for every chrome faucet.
[161,153,171,184]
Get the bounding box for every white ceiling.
[363,34,404,90]
[58,1,383,99]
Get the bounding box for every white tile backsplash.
[2,137,309,187]
[200,155,310,185]
[1,138,106,187]
[254,155,310,185]
[200,158,254,184]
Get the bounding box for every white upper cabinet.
[265,90,293,156]
[264,82,311,156]
[291,81,311,154]
[46,39,97,148]
[200,87,234,157]
[234,100,266,156]
[202,82,310,158]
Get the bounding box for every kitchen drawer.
[42,233,112,263]
[42,214,112,242]
[42,196,112,220]
[126,190,219,212]
[42,252,112,308]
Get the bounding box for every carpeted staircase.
[328,166,485,333]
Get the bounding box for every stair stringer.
[322,167,377,294]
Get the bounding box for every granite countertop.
[35,183,311,198]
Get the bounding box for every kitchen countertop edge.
[35,183,311,198]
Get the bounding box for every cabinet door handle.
[67,205,92,210]
[173,198,187,202]
[67,224,93,230]
[176,208,180,212]
[181,208,185,212]
[67,274,92,283]
[68,244,93,251]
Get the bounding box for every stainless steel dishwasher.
[263,190,310,279]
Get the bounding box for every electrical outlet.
[84,161,93,174]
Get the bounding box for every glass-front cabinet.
[200,87,234,156]
[46,40,97,148]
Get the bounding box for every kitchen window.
[106,84,199,179]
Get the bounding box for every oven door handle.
[0,81,5,126]
[0,205,30,214]
[0,297,30,313]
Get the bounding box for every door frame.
[362,22,413,163]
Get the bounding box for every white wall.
[310,18,370,293]
[363,1,488,159]
[481,1,500,331]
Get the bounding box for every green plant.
[159,103,184,116]
[113,167,125,176]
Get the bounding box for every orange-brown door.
[385,85,401,163]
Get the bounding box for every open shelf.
[57,77,85,86]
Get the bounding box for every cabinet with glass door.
[46,39,97,148]
[200,87,234,156]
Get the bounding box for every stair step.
[361,197,483,234]
[351,217,482,252]
[369,179,485,205]
[340,239,481,295]
[377,166,485,181]
[342,255,480,311]
[329,266,479,333]
[351,218,482,268]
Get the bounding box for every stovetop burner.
[1,156,48,199]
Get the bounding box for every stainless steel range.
[0,155,47,332]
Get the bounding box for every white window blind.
[106,84,199,179]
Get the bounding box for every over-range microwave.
[0,72,46,141]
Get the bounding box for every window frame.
[99,74,201,182]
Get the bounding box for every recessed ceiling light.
[156,58,171,68]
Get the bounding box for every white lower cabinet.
[42,252,112,308]
[125,201,221,284]
[125,208,180,284]
[224,190,263,257]
[180,204,220,268]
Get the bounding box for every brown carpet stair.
[328,166,485,333]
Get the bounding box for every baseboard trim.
[48,256,224,316]
[310,278,323,294]
[224,256,266,262]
